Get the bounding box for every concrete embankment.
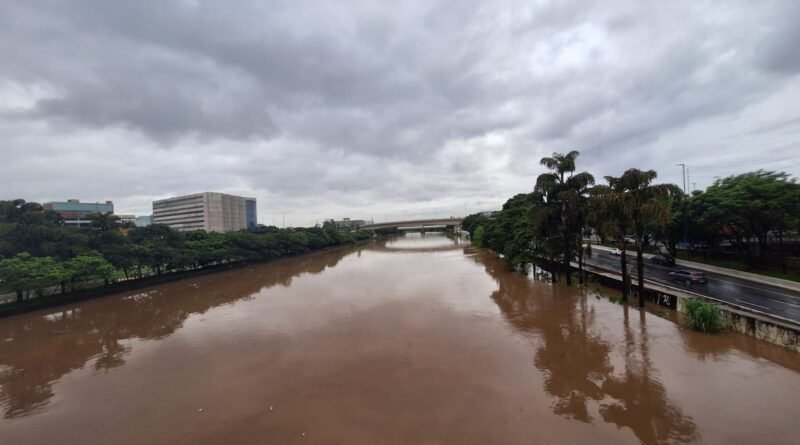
[580,262,800,352]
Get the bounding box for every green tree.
[591,180,632,303]
[66,252,115,289]
[88,212,121,233]
[595,170,681,306]
[617,169,681,306]
[0,253,68,302]
[683,171,800,268]
[535,150,594,285]
[473,225,486,246]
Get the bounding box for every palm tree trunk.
[564,231,572,286]
[620,239,629,303]
[578,242,585,285]
[637,242,645,307]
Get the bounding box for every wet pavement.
[1,234,799,444]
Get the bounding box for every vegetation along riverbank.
[461,151,800,312]
[0,199,371,315]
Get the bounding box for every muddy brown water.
[1,234,799,444]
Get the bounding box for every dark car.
[669,270,708,285]
[650,254,675,266]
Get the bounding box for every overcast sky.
[2,1,799,226]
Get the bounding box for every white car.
[610,248,622,256]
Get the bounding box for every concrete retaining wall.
[581,263,800,353]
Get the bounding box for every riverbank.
[0,238,376,318]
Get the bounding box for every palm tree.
[535,151,594,286]
[590,181,632,303]
[596,170,682,306]
[617,169,682,306]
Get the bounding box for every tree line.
[0,200,371,303]
[462,151,800,307]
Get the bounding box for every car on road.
[624,236,636,244]
[650,254,675,266]
[610,248,622,256]
[669,270,708,285]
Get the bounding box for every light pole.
[687,166,691,193]
[677,163,687,195]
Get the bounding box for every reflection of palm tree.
[0,246,355,418]
[491,276,612,423]
[600,307,698,444]
[468,248,697,443]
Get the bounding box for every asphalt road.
[584,251,800,324]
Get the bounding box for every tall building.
[43,199,114,227]
[152,192,257,232]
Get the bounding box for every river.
[1,233,798,444]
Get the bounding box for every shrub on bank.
[684,298,724,333]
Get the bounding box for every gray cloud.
[1,0,799,224]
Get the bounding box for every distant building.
[116,214,137,225]
[327,218,366,231]
[117,214,153,227]
[134,215,153,227]
[43,199,114,227]
[152,192,257,232]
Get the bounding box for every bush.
[473,225,485,246]
[684,298,723,333]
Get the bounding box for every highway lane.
[584,251,800,324]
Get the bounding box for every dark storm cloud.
[1,0,799,222]
[1,0,497,152]
[756,1,800,74]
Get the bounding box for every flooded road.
[1,233,799,444]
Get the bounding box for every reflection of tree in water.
[488,265,612,424]
[0,247,352,418]
[468,248,698,444]
[599,308,698,444]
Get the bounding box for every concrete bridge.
[360,217,464,232]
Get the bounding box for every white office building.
[152,192,257,232]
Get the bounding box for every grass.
[683,298,724,333]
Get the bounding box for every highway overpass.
[360,217,463,232]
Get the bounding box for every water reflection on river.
[0,233,798,444]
